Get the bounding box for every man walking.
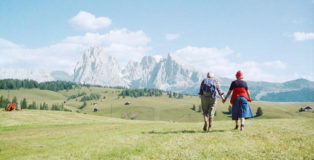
[199,72,225,131]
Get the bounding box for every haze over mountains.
[1,47,313,102]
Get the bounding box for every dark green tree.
[28,101,37,109]
[31,101,37,110]
[43,102,49,110]
[79,101,87,109]
[256,107,263,117]
[198,105,202,112]
[21,98,27,109]
[0,96,3,108]
[178,94,184,99]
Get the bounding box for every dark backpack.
[201,78,217,98]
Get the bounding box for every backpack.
[201,78,217,98]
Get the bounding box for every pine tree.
[43,102,49,110]
[21,98,27,109]
[192,104,196,111]
[198,105,202,112]
[0,96,3,108]
[28,101,37,110]
[256,107,263,117]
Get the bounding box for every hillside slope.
[1,87,313,122]
[0,110,313,160]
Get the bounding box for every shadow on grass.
[222,111,232,118]
[142,129,225,134]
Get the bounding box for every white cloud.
[172,46,288,81]
[69,11,111,30]
[165,33,180,40]
[0,29,150,73]
[293,32,314,41]
[262,61,286,69]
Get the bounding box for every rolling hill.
[1,86,313,122]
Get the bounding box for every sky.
[0,0,313,82]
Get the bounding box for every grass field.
[1,87,313,122]
[0,110,313,160]
[0,87,313,159]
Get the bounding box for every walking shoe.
[203,124,207,131]
[240,124,244,131]
[234,125,239,130]
[208,125,212,132]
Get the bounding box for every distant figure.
[223,71,253,131]
[199,72,225,131]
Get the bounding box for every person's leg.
[201,95,209,131]
[208,117,213,131]
[234,120,239,129]
[232,101,239,129]
[203,113,208,131]
[208,98,216,131]
[240,118,245,131]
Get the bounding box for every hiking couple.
[199,71,253,131]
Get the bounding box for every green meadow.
[1,87,313,122]
[0,87,313,159]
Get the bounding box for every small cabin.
[304,106,312,112]
[125,102,131,105]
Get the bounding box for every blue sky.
[0,0,313,82]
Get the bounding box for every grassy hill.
[1,87,313,122]
[0,110,313,159]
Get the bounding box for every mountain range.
[1,47,313,102]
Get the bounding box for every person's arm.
[244,81,251,102]
[199,80,204,97]
[223,81,234,103]
[246,90,251,102]
[215,80,225,100]
[223,90,232,103]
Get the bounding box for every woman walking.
[223,71,253,131]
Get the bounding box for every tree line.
[166,91,184,99]
[0,96,71,112]
[80,93,101,102]
[67,92,87,100]
[0,79,75,91]
[119,88,163,98]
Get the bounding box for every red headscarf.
[236,70,243,79]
